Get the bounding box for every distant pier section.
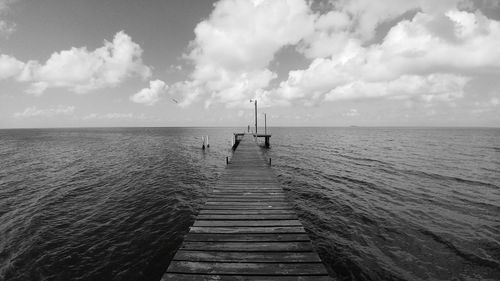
[234,132,271,148]
[162,134,332,280]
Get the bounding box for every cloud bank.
[0,31,151,95]
[165,0,500,109]
[14,105,75,118]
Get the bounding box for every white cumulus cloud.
[0,54,24,79]
[130,79,168,106]
[270,7,500,105]
[171,0,498,109]
[171,0,315,107]
[1,31,151,95]
[324,74,470,102]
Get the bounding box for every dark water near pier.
[0,127,499,281]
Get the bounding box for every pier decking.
[162,134,332,280]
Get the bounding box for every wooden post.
[264,113,267,135]
[269,158,271,166]
[226,156,229,164]
[254,100,257,135]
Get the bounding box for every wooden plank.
[208,196,286,199]
[210,192,284,195]
[180,241,314,252]
[212,188,284,191]
[198,209,297,215]
[173,250,321,262]
[206,198,287,202]
[193,220,303,227]
[197,214,298,220]
[184,233,311,242]
[189,226,306,234]
[205,202,289,206]
[202,206,294,210]
[162,274,332,281]
[167,261,329,275]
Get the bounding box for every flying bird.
[171,99,178,104]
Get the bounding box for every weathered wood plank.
[193,220,303,227]
[208,195,286,199]
[197,214,298,220]
[184,233,311,242]
[213,188,282,191]
[206,199,287,202]
[180,241,314,252]
[167,261,329,275]
[211,191,284,195]
[205,202,289,206]
[198,209,297,215]
[202,206,294,210]
[162,274,332,281]
[189,226,306,234]
[173,250,321,262]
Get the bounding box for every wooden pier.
[162,134,332,280]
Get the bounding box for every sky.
[0,0,499,128]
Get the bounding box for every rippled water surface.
[1,127,499,281]
[264,127,500,281]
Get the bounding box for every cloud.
[471,96,500,114]
[81,112,153,122]
[130,79,168,106]
[170,0,498,109]
[0,0,17,37]
[171,0,315,107]
[270,8,500,105]
[1,31,151,95]
[13,105,75,118]
[0,20,15,36]
[296,0,468,59]
[0,54,24,79]
[82,112,135,120]
[338,0,463,39]
[343,108,359,117]
[324,74,470,102]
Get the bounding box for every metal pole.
[264,113,267,135]
[254,100,258,135]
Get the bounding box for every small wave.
[338,153,391,167]
[402,169,499,189]
[419,229,500,269]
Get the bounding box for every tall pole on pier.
[255,100,257,135]
[264,113,267,135]
[250,99,257,135]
